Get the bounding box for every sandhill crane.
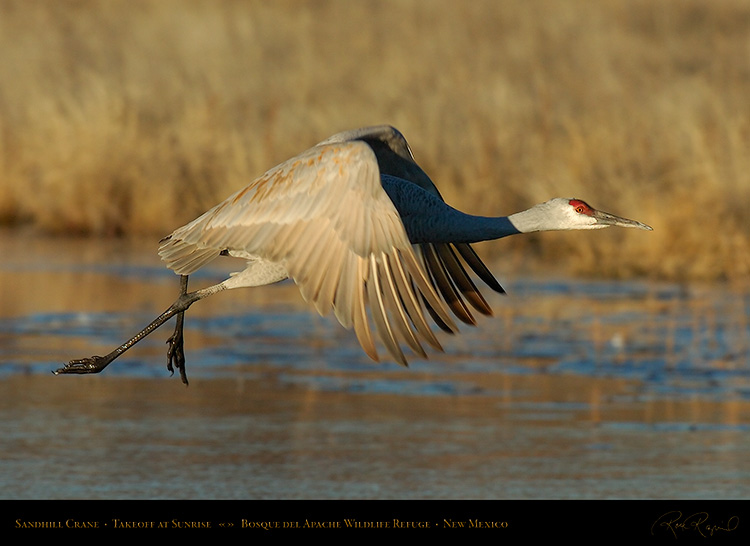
[54,125,651,384]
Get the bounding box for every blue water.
[3,273,748,401]
[1,237,749,500]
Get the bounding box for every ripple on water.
[2,277,749,402]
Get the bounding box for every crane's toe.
[54,355,111,375]
[166,328,188,385]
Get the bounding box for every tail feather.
[158,236,221,275]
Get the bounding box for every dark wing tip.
[453,243,505,294]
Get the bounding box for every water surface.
[1,233,749,499]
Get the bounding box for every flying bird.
[54,125,652,384]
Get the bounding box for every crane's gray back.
[318,125,442,198]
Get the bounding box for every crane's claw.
[166,328,188,385]
[54,355,110,375]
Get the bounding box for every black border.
[5,500,748,540]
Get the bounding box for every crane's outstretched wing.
[158,140,458,365]
[323,125,506,327]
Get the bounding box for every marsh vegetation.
[1,0,748,281]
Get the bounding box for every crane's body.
[55,125,651,384]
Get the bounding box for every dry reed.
[1,0,749,281]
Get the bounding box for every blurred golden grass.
[1,0,749,281]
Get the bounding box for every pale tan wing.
[158,141,457,365]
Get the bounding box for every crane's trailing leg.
[165,275,189,384]
[54,275,220,385]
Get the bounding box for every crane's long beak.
[593,209,653,231]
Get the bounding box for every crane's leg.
[165,274,188,384]
[54,275,225,385]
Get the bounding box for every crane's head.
[511,198,653,233]
[549,198,652,231]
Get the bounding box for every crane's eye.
[569,199,593,216]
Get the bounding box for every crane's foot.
[166,321,188,386]
[54,355,112,376]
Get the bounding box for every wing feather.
[351,256,377,360]
[386,251,443,351]
[379,253,427,359]
[422,243,476,325]
[435,243,493,315]
[367,254,406,366]
[453,243,506,294]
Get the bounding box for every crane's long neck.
[413,209,522,244]
[382,176,524,244]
